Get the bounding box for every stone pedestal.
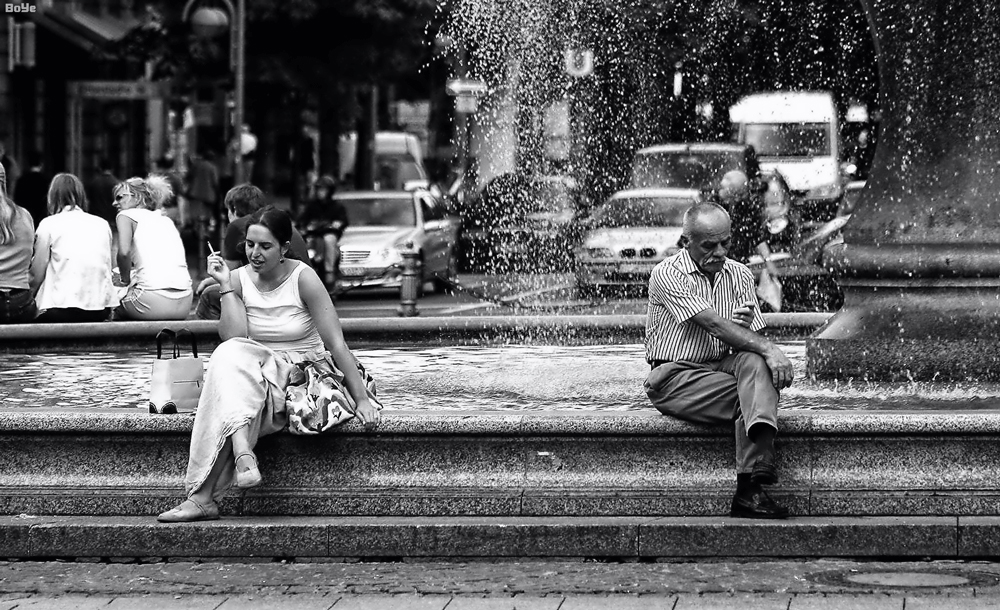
[808,0,1000,380]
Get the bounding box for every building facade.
[1,0,164,190]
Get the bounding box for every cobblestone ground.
[3,559,1000,608]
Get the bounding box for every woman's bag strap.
[155,329,177,360]
[174,328,198,358]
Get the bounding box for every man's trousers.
[644,351,779,473]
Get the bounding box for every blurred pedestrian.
[0,163,37,324]
[217,145,235,209]
[713,170,765,264]
[297,175,349,286]
[238,124,257,183]
[111,175,193,321]
[0,139,20,197]
[194,184,309,320]
[13,150,48,228]
[644,202,794,519]
[30,173,116,323]
[85,158,120,231]
[154,157,185,229]
[760,171,801,256]
[186,148,220,236]
[713,169,785,309]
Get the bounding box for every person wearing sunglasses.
[111,175,193,320]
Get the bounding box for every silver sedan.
[336,190,461,293]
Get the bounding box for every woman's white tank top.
[237,262,324,354]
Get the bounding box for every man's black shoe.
[730,487,789,519]
[751,454,778,486]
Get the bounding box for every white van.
[729,91,841,220]
[338,131,428,190]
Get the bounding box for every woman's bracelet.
[219,288,235,297]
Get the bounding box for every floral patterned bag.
[284,353,382,435]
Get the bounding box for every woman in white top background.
[29,173,116,323]
[112,175,193,320]
[158,206,380,523]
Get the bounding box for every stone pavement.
[2,559,1000,608]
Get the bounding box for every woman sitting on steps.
[112,175,193,320]
[158,206,381,523]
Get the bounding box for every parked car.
[574,188,701,297]
[460,173,582,273]
[630,142,763,193]
[334,190,460,293]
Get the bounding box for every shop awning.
[29,6,139,52]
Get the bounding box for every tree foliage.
[108,0,440,97]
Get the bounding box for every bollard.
[398,247,421,317]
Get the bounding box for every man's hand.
[764,346,795,390]
[732,301,755,328]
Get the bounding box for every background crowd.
[0,150,232,325]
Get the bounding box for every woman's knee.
[212,338,249,361]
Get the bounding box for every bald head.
[718,170,749,203]
[683,202,730,238]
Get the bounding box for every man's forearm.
[692,310,778,357]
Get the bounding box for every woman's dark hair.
[246,206,299,260]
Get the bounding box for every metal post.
[232,0,246,184]
[456,46,469,202]
[398,248,421,317]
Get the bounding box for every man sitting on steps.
[644,201,795,519]
[194,184,310,319]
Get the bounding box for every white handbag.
[148,329,204,414]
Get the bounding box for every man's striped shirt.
[645,250,766,363]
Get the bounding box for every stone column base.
[807,279,1000,381]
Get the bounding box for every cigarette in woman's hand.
[207,241,218,255]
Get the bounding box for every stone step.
[2,410,998,518]
[1,515,995,560]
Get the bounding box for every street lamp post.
[437,34,485,206]
[231,0,246,184]
[182,0,246,183]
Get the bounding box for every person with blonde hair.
[111,175,193,320]
[0,163,37,323]
[30,173,116,322]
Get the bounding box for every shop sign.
[70,81,168,100]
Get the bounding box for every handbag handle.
[174,328,199,358]
[155,329,177,360]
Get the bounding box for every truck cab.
[338,131,428,191]
[729,91,842,222]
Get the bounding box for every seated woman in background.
[0,164,37,324]
[30,173,116,323]
[158,206,380,523]
[112,175,192,320]
[760,171,801,256]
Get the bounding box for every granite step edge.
[1,515,992,560]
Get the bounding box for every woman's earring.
[279,256,285,263]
